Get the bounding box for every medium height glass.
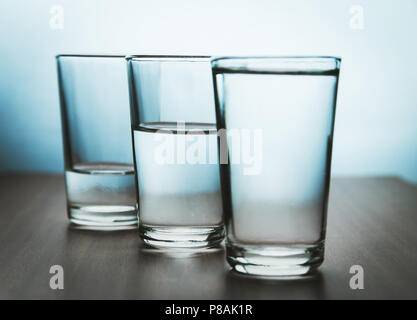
[212,56,341,276]
[127,56,224,249]
[57,55,137,227]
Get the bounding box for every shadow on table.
[137,242,326,299]
[222,269,326,299]
[133,242,228,299]
[63,225,326,299]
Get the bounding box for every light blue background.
[0,0,416,183]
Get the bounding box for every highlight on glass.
[126,55,225,249]
[211,56,341,276]
[56,55,138,227]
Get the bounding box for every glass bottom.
[68,205,138,227]
[226,241,324,277]
[140,224,225,249]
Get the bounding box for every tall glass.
[56,55,137,227]
[127,56,225,249]
[212,56,341,276]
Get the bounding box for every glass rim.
[56,54,126,59]
[211,56,341,75]
[126,55,211,62]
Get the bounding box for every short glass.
[56,55,137,227]
[211,56,341,276]
[126,55,225,249]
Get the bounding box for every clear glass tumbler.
[56,55,137,227]
[126,56,225,249]
[211,56,341,276]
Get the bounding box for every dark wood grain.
[0,174,416,299]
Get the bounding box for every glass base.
[226,242,324,277]
[140,224,225,249]
[68,205,138,227]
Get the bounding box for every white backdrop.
[0,0,416,183]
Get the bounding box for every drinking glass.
[211,56,341,276]
[56,55,137,227]
[126,55,224,249]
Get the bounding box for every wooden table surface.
[0,174,416,299]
